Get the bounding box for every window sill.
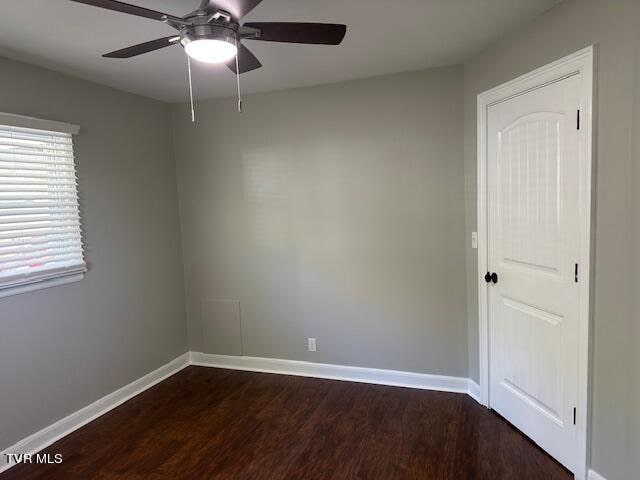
[0,273,85,300]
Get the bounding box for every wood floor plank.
[0,366,573,480]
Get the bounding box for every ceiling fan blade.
[244,23,347,45]
[201,0,264,20]
[103,36,180,58]
[69,0,173,22]
[226,43,262,74]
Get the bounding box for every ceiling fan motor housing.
[179,23,238,49]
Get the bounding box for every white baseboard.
[587,469,607,480]
[0,352,190,473]
[467,379,481,403]
[190,352,478,397]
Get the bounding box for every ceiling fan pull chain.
[187,56,196,122]
[235,38,243,113]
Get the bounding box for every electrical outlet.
[472,231,478,249]
[307,337,317,352]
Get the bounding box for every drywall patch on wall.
[201,300,243,356]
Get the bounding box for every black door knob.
[485,272,499,284]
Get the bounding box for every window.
[0,113,85,297]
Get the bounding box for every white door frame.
[476,46,594,480]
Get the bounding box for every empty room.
[0,1,638,479]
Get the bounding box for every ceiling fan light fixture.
[184,38,237,64]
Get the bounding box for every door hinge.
[574,263,579,283]
[573,407,577,425]
[577,109,581,130]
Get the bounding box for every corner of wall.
[168,103,191,355]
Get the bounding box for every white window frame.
[0,112,84,299]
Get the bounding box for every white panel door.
[487,75,581,471]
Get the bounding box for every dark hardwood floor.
[1,366,572,479]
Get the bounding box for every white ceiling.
[0,0,563,103]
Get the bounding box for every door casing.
[476,46,594,480]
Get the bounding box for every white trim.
[476,46,594,480]
[190,352,479,398]
[0,273,85,300]
[467,380,481,404]
[587,469,607,480]
[0,112,80,135]
[0,353,189,473]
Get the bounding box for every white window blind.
[0,120,85,293]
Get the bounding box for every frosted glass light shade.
[184,39,237,64]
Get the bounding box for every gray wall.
[632,1,640,476]
[0,57,187,451]
[462,0,637,478]
[172,67,469,376]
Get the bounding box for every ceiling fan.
[70,0,347,73]
[70,0,347,116]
